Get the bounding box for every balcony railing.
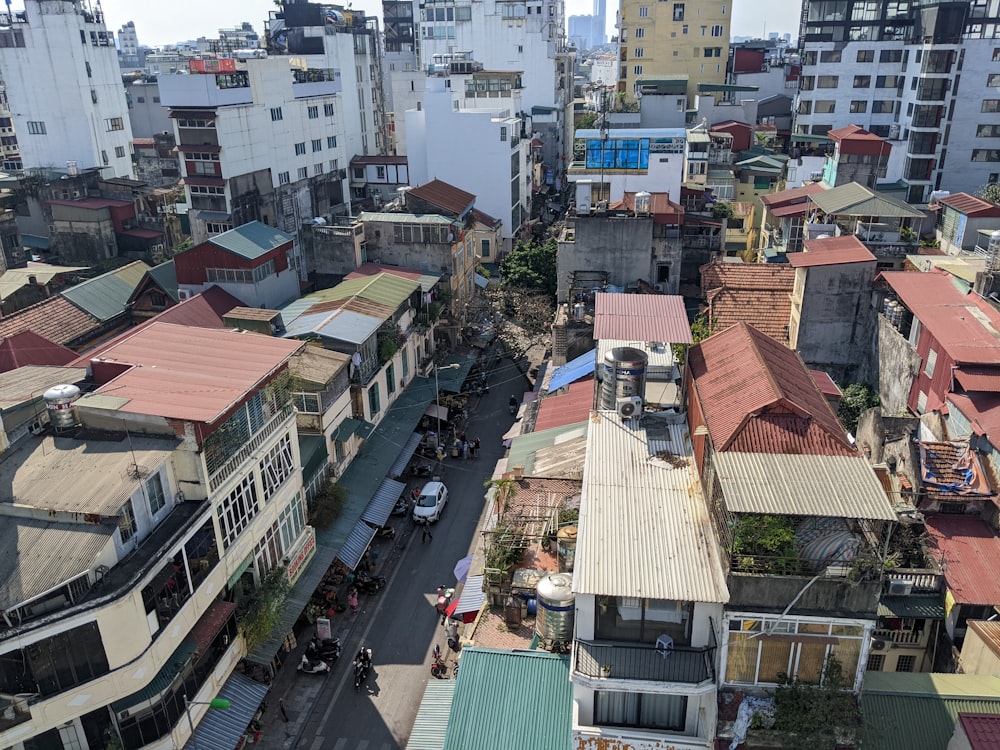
[575,640,715,685]
[885,567,942,592]
[0,694,33,732]
[208,404,294,491]
[873,628,924,645]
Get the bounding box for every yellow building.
[617,0,731,105]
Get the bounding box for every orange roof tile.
[700,262,794,342]
[700,261,795,292]
[406,179,476,215]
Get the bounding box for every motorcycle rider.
[355,646,373,672]
[508,395,518,414]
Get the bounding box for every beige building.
[617,0,731,105]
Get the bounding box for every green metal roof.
[406,680,457,750]
[506,421,588,475]
[299,434,328,484]
[790,133,832,143]
[146,260,179,302]
[112,640,197,712]
[636,78,688,95]
[697,83,759,93]
[861,673,1000,750]
[809,182,925,219]
[332,417,367,442]
[435,351,479,393]
[61,260,150,322]
[442,648,571,750]
[304,273,420,311]
[877,594,945,619]
[208,221,294,260]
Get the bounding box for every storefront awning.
[387,431,423,480]
[183,672,268,750]
[424,403,449,421]
[436,352,478,393]
[112,641,198,713]
[361,478,407,528]
[451,574,486,623]
[336,520,379,571]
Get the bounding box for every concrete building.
[132,133,181,188]
[591,0,607,48]
[117,20,143,70]
[618,0,731,106]
[0,0,134,178]
[934,192,1000,256]
[787,235,878,381]
[0,323,308,750]
[568,15,594,50]
[795,0,1000,203]
[349,155,409,207]
[406,77,531,248]
[821,125,895,189]
[126,79,170,139]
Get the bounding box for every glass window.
[279,492,307,551]
[118,500,137,543]
[853,75,871,87]
[595,692,687,731]
[217,473,259,549]
[368,383,381,415]
[673,3,684,21]
[857,49,874,62]
[293,393,321,413]
[294,142,306,156]
[308,105,319,119]
[387,363,396,394]
[146,473,166,515]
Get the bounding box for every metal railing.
[0,694,33,731]
[885,568,942,592]
[575,640,714,685]
[208,405,294,491]
[873,628,924,645]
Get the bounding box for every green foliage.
[712,201,735,220]
[773,655,861,750]
[238,565,291,651]
[499,238,558,298]
[976,182,1000,206]
[837,383,880,433]
[309,480,348,529]
[377,321,405,363]
[732,514,797,557]
[576,112,599,129]
[672,314,713,365]
[613,92,639,112]
[886,524,930,569]
[486,524,525,572]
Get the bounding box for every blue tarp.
[548,349,596,392]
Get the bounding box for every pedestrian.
[472,436,480,458]
[348,587,359,615]
[278,699,289,723]
[421,524,433,543]
[461,440,470,461]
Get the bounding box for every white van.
[412,481,448,524]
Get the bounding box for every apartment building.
[0,0,133,178]
[795,0,1000,203]
[0,323,308,750]
[617,0,732,106]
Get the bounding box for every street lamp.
[434,363,461,453]
[184,695,230,750]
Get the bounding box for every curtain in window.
[595,691,638,725]
[640,693,687,730]
[725,632,758,683]
[757,638,792,683]
[796,640,828,684]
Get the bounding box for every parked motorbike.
[377,524,396,539]
[430,644,451,679]
[391,495,409,516]
[508,396,518,415]
[297,654,330,675]
[305,636,342,663]
[355,570,386,594]
[408,463,432,478]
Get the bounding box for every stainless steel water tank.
[535,573,575,646]
[43,384,81,430]
[599,346,647,410]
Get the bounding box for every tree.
[976,182,1000,206]
[575,112,598,129]
[837,383,880,433]
[237,566,291,651]
[499,238,558,298]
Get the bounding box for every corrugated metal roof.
[360,477,407,527]
[759,182,827,206]
[861,673,1000,750]
[146,260,180,302]
[387,433,423,480]
[91,322,302,423]
[547,348,596,391]
[183,671,269,750]
[0,332,77,374]
[61,261,150,322]
[207,221,293,259]
[713,452,897,520]
[306,272,420,311]
[336,519,379,571]
[284,308,382,344]
[810,182,925,218]
[0,365,86,409]
[506,422,588,477]
[346,262,441,293]
[574,413,729,602]
[359,211,455,225]
[535,380,595,432]
[406,179,476,216]
[442,648,572,750]
[406,679,457,750]
[969,620,1000,659]
[926,515,1000,605]
[436,351,478,393]
[954,366,1000,393]
[112,640,198,712]
[877,595,945,619]
[453,574,485,616]
[299,434,328,484]
[790,235,877,267]
[0,516,115,611]
[0,263,88,300]
[938,192,1000,218]
[593,292,692,344]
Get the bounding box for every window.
[596,597,692,644]
[293,392,320,413]
[297,166,308,180]
[279,492,307,551]
[880,49,902,62]
[294,142,306,156]
[711,24,723,36]
[91,88,98,103]
[481,238,491,258]
[978,124,1000,137]
[278,171,290,185]
[850,100,868,113]
[118,500,137,543]
[876,75,902,88]
[924,348,938,378]
[638,6,648,16]
[820,50,842,63]
[854,75,871,87]
[387,362,396,394]
[867,653,885,671]
[324,103,336,117]
[817,75,839,88]
[634,65,643,75]
[595,692,687,731]
[634,27,645,38]
[314,163,324,175]
[271,107,283,121]
[989,74,1000,88]
[115,146,126,158]
[673,3,684,21]
[872,100,894,114]
[857,49,875,62]
[972,150,1000,162]
[308,105,319,119]
[136,96,145,103]
[105,117,124,131]
[310,138,322,153]
[682,24,688,33]
[368,383,381,415]
[217,473,259,549]
[798,100,812,115]
[146,473,166,515]
[85,61,92,77]
[895,655,916,672]
[327,135,337,148]
[634,47,644,57]
[815,100,836,113]
[402,348,409,378]
[260,433,295,500]
[500,126,508,142]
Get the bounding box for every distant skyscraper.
[568,14,594,48]
[591,0,606,47]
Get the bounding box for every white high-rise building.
[118,20,138,57]
[0,0,134,178]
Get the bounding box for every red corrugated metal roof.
[0,330,77,372]
[938,192,1000,218]
[947,392,1000,440]
[769,202,811,217]
[701,261,795,292]
[880,271,1000,365]
[92,321,303,423]
[926,515,1000,605]
[759,182,826,207]
[789,235,877,267]
[688,322,854,454]
[827,124,885,143]
[535,379,594,431]
[406,179,475,215]
[593,293,692,344]
[955,366,1000,393]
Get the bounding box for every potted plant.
[601,663,612,677]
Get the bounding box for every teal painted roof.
[112,640,197,712]
[442,648,571,750]
[406,680,456,750]
[299,434,328,483]
[877,594,945,619]
[61,260,151,321]
[507,421,588,475]
[209,221,294,260]
[146,260,179,302]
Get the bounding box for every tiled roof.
[61,260,150,321]
[0,296,101,347]
[207,221,294,260]
[701,261,795,292]
[919,441,994,503]
[827,124,886,143]
[925,515,1000,606]
[958,713,1000,750]
[810,369,841,399]
[938,192,1000,218]
[688,322,854,454]
[406,179,476,216]
[0,331,77,372]
[701,261,794,342]
[593,292,692,344]
[472,208,501,227]
[534,379,594,431]
[790,235,877,267]
[880,270,1000,365]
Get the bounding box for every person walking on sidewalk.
[422,525,433,543]
[348,587,359,615]
[471,436,480,458]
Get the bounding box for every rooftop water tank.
[599,346,647,410]
[43,384,81,430]
[535,573,575,648]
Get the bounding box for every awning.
[387,431,423,479]
[186,600,237,656]
[424,404,449,421]
[183,672,268,750]
[502,420,524,442]
[21,234,50,250]
[112,640,198,712]
[299,434,328,485]
[177,144,222,153]
[451,574,485,623]
[332,417,367,443]
[877,595,946,619]
[436,352,478,393]
[336,520,379,571]
[474,273,489,289]
[790,133,832,143]
[169,109,216,120]
[181,176,225,187]
[405,680,456,750]
[954,366,1000,393]
[548,349,596,392]
[361,478,407,528]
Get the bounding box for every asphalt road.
[293,354,529,750]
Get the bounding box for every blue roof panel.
[548,348,596,391]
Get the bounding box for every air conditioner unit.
[870,637,888,652]
[887,579,913,596]
[653,283,665,293]
[617,396,643,419]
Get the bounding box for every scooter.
[436,585,455,619]
[353,650,372,690]
[297,654,330,675]
[408,463,432,478]
[305,636,341,663]
[508,397,518,415]
[391,495,409,516]
[430,644,451,679]
[377,524,395,539]
[355,570,386,594]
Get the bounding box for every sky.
[90,0,803,49]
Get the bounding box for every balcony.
[873,627,924,646]
[208,404,294,491]
[0,694,32,732]
[574,640,715,685]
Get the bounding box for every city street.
[284,354,529,750]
